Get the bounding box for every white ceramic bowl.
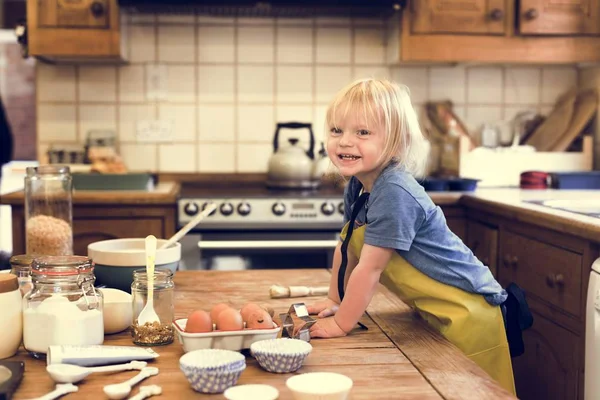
[88,238,181,292]
[224,384,279,400]
[286,372,353,400]
[98,288,132,334]
[250,338,312,373]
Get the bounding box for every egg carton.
[173,318,281,352]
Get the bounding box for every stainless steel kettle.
[266,122,327,189]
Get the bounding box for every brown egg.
[260,304,275,318]
[185,309,213,333]
[210,303,232,322]
[240,303,264,322]
[246,309,274,329]
[215,308,244,331]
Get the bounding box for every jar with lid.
[9,254,35,296]
[131,268,174,346]
[25,165,73,256]
[0,273,23,359]
[23,256,103,359]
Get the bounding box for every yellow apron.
[342,223,516,395]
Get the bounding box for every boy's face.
[327,105,387,191]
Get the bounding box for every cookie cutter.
[279,303,316,342]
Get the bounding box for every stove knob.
[237,202,251,216]
[272,202,286,216]
[220,202,234,216]
[338,202,344,215]
[183,202,199,216]
[321,202,335,216]
[202,202,217,216]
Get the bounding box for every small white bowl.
[250,338,312,374]
[224,384,279,400]
[286,372,353,400]
[98,288,132,334]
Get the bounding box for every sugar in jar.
[23,256,103,359]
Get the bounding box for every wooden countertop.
[0,182,180,206]
[8,270,514,400]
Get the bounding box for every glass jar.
[24,165,73,256]
[23,256,103,359]
[9,254,35,296]
[131,268,174,346]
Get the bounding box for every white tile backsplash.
[34,15,584,173]
[238,65,274,102]
[198,65,235,102]
[430,66,466,104]
[37,64,76,102]
[277,27,313,64]
[78,67,117,102]
[198,105,235,142]
[198,26,235,63]
[158,25,195,63]
[316,27,351,64]
[237,26,275,63]
[276,66,313,103]
[237,105,274,142]
[159,144,196,172]
[505,67,541,105]
[158,105,196,142]
[198,143,236,172]
[79,105,117,141]
[166,65,196,103]
[119,65,145,103]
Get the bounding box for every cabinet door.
[512,311,580,400]
[519,0,600,35]
[411,0,507,35]
[466,220,498,277]
[73,218,164,257]
[38,0,110,29]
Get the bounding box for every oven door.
[178,231,339,271]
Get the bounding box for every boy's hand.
[306,298,339,318]
[309,316,347,338]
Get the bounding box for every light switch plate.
[146,64,168,101]
[136,119,174,142]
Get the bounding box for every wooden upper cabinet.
[519,0,600,35]
[411,0,507,35]
[27,0,128,62]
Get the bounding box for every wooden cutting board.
[550,87,598,151]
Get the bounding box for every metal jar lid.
[0,274,19,294]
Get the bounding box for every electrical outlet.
[146,64,168,101]
[136,120,174,142]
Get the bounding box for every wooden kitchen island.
[8,270,514,399]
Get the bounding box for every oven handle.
[197,240,339,249]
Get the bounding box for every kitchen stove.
[178,183,345,231]
[177,181,345,270]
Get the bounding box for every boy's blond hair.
[325,78,429,178]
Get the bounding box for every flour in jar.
[23,295,104,354]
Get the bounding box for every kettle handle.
[273,122,315,159]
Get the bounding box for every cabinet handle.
[503,254,511,267]
[489,8,504,21]
[511,256,518,267]
[90,1,105,17]
[546,273,565,288]
[524,8,538,20]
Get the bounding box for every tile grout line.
[233,16,239,173]
[194,12,200,173]
[153,13,159,172]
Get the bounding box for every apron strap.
[337,192,370,301]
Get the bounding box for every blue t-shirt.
[343,164,507,306]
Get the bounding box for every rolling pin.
[269,284,329,299]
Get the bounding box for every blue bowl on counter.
[420,178,450,192]
[87,238,181,292]
[447,178,479,192]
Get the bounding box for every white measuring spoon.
[159,203,216,250]
[30,383,78,400]
[46,361,148,384]
[137,235,159,326]
[127,385,162,400]
[103,367,159,400]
